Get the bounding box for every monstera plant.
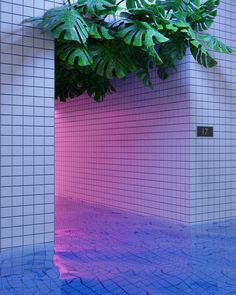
[27,0,234,101]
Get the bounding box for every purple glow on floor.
[1,197,236,294]
[52,197,236,294]
[54,197,190,284]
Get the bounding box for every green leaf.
[33,6,89,43]
[91,41,136,79]
[190,40,217,68]
[118,20,169,47]
[75,0,117,15]
[120,8,155,23]
[26,0,234,101]
[158,67,169,80]
[136,68,154,88]
[126,0,154,9]
[89,23,114,39]
[198,34,235,54]
[156,0,199,12]
[146,46,163,65]
[55,58,115,102]
[173,21,190,28]
[189,0,220,31]
[57,41,93,66]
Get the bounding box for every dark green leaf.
[158,67,169,80]
[190,40,217,68]
[89,23,114,39]
[146,46,163,65]
[55,57,115,102]
[91,41,136,79]
[156,0,199,12]
[75,0,117,15]
[57,41,93,66]
[118,20,169,47]
[189,0,220,31]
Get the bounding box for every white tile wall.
[189,0,236,223]
[0,0,59,249]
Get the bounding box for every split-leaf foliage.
[26,0,234,102]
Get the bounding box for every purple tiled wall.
[55,69,191,223]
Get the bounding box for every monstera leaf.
[55,58,115,101]
[31,6,89,43]
[126,0,154,9]
[82,71,116,101]
[157,39,188,80]
[27,0,234,102]
[198,34,235,54]
[91,41,136,79]
[89,23,114,39]
[190,40,217,68]
[57,41,93,66]
[75,0,117,15]
[118,20,169,47]
[155,0,199,12]
[188,0,219,31]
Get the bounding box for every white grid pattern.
[0,0,58,249]
[55,63,191,223]
[189,0,236,223]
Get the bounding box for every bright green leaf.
[35,6,89,43]
[198,34,235,54]
[118,21,169,47]
[126,0,154,9]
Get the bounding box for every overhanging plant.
[26,0,234,102]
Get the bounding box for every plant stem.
[117,0,125,6]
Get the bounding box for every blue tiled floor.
[1,198,236,294]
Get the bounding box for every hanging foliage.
[26,0,234,102]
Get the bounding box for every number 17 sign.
[197,126,214,137]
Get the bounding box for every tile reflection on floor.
[1,197,236,294]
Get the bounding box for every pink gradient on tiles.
[55,76,190,223]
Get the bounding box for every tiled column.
[0,1,57,249]
[189,0,236,223]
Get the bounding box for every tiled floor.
[1,197,236,294]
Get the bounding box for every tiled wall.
[0,0,57,249]
[55,66,191,223]
[55,1,236,224]
[189,0,236,223]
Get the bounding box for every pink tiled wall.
[55,69,190,223]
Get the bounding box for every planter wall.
[55,0,236,224]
